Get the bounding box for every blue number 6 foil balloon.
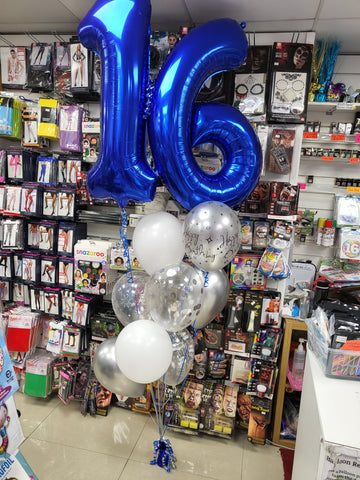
[78,0,157,207]
[149,19,262,211]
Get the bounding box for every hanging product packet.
[59,105,84,152]
[258,248,282,277]
[38,98,59,140]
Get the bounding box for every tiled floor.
[14,391,284,480]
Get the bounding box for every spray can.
[322,220,336,247]
[316,218,326,245]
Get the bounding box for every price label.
[350,157,359,164]
[331,134,346,141]
[303,132,318,139]
[356,134,360,143]
[336,103,356,110]
[346,186,360,193]
[298,183,306,190]
[321,156,334,161]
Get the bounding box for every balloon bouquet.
[78,0,262,472]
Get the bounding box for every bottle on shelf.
[292,338,306,380]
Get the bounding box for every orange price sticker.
[347,186,360,193]
[331,134,346,141]
[350,157,359,164]
[321,156,334,161]
[303,131,318,139]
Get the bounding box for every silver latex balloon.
[183,201,241,271]
[164,329,195,386]
[194,269,230,330]
[94,338,145,397]
[112,271,150,326]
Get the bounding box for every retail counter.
[292,349,360,480]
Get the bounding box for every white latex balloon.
[183,201,241,271]
[194,269,230,330]
[115,320,172,384]
[132,212,185,275]
[94,338,145,397]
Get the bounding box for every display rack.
[272,316,307,449]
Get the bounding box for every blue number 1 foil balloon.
[148,19,262,211]
[78,0,157,207]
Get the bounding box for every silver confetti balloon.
[145,262,204,332]
[111,271,150,326]
[94,338,145,397]
[164,329,195,386]
[183,201,241,271]
[194,269,230,330]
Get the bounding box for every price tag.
[321,156,334,161]
[336,103,356,110]
[298,183,306,190]
[303,132,318,139]
[350,157,359,164]
[356,134,360,143]
[347,186,360,193]
[331,134,346,141]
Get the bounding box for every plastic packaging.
[292,338,306,380]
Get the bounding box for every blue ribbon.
[150,438,177,472]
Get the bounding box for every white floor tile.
[120,459,214,480]
[239,434,283,480]
[14,391,61,437]
[30,400,149,458]
[130,417,243,480]
[20,437,127,480]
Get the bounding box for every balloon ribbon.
[150,438,176,473]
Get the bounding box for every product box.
[229,254,266,290]
[24,351,54,397]
[247,397,272,444]
[267,42,313,124]
[201,383,238,437]
[268,182,299,217]
[74,239,117,295]
[233,45,271,121]
[237,182,270,215]
[82,117,100,163]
